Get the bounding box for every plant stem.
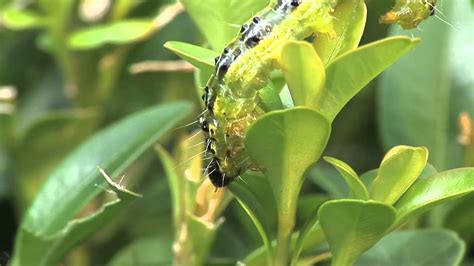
[297,251,332,266]
[274,202,297,265]
[46,1,80,102]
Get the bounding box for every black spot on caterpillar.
[379,0,437,29]
[200,0,336,187]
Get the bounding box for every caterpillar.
[379,0,436,29]
[199,0,336,187]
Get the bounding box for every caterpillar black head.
[208,158,235,187]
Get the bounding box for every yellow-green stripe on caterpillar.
[200,0,336,187]
[380,0,436,29]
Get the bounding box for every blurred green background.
[0,0,472,264]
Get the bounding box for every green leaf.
[308,163,349,198]
[12,102,193,265]
[243,223,328,266]
[319,199,396,266]
[395,167,474,224]
[155,146,184,229]
[16,109,99,211]
[445,194,474,244]
[314,0,367,65]
[324,156,369,200]
[359,169,378,190]
[229,171,277,260]
[181,0,269,50]
[296,194,329,228]
[356,229,466,266]
[315,36,419,122]
[1,8,46,30]
[245,108,330,223]
[370,145,428,205]
[109,235,174,265]
[245,108,330,264]
[68,20,153,50]
[378,0,474,170]
[281,41,325,110]
[292,195,328,264]
[258,84,285,112]
[361,163,437,192]
[164,41,219,71]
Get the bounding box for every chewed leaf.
[314,0,367,65]
[99,168,142,198]
[11,102,192,265]
[164,41,219,71]
[13,171,141,266]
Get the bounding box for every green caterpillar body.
[200,0,336,187]
[380,0,436,29]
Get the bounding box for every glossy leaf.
[361,164,437,191]
[245,108,330,264]
[245,108,331,221]
[12,102,192,265]
[281,41,325,110]
[68,20,153,50]
[356,229,465,266]
[370,146,428,205]
[314,0,367,65]
[378,0,474,170]
[315,36,419,122]
[1,8,46,30]
[164,41,218,72]
[181,0,269,50]
[324,156,369,200]
[395,167,474,223]
[319,199,396,266]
